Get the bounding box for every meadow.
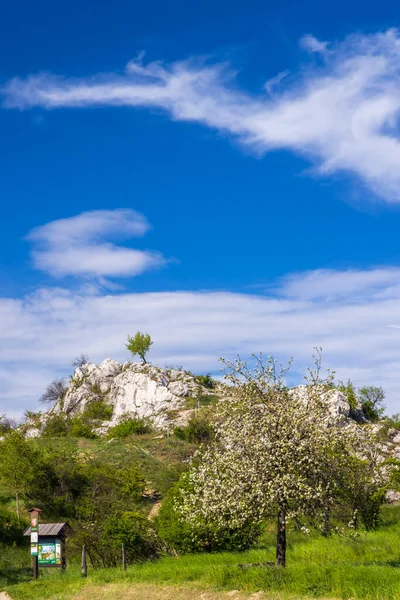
[2,505,400,600]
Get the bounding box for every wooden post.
[28,508,42,581]
[122,543,127,571]
[33,555,39,580]
[81,545,87,577]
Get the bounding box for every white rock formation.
[290,385,366,423]
[51,359,209,429]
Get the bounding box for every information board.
[38,540,62,566]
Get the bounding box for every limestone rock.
[51,360,212,431]
[290,385,366,423]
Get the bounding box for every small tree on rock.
[126,331,153,364]
[72,353,90,368]
[358,385,386,421]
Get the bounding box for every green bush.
[70,417,98,439]
[385,413,400,431]
[174,415,214,444]
[102,510,161,564]
[0,506,26,545]
[42,414,71,437]
[83,400,113,421]
[107,416,152,438]
[157,475,260,553]
[195,373,216,389]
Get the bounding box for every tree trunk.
[15,491,20,521]
[322,508,330,537]
[276,505,286,567]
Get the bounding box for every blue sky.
[2,0,400,417]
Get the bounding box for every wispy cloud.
[27,209,167,280]
[277,267,400,300]
[4,30,400,201]
[2,266,400,417]
[300,34,329,54]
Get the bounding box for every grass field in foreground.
[3,506,400,600]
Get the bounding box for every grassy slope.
[5,506,400,600]
[34,433,196,496]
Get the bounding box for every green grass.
[4,506,400,600]
[32,433,195,496]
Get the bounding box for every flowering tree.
[178,351,383,567]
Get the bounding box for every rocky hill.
[24,360,222,437]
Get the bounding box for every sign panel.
[31,544,38,555]
[31,516,38,531]
[38,540,62,566]
[31,532,38,543]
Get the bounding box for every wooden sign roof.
[24,523,69,536]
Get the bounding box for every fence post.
[82,545,87,577]
[122,543,127,571]
[33,555,39,580]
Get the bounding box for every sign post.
[28,508,42,581]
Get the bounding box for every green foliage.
[358,385,386,421]
[5,507,400,599]
[107,416,152,438]
[174,414,214,444]
[43,414,71,437]
[0,506,26,545]
[0,414,17,434]
[70,418,98,439]
[0,432,40,519]
[101,510,161,564]
[43,413,99,439]
[185,394,220,409]
[336,379,358,410]
[83,400,113,421]
[157,475,260,553]
[126,331,153,363]
[195,373,216,389]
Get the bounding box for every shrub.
[157,475,260,553]
[0,506,26,545]
[107,416,152,438]
[102,510,161,563]
[174,414,214,444]
[336,379,358,410]
[40,378,68,405]
[70,417,98,439]
[72,353,90,368]
[0,415,17,434]
[83,400,113,421]
[386,413,400,431]
[185,394,220,409]
[42,414,71,437]
[195,373,216,389]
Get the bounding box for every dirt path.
[0,593,11,600]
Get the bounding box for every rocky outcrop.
[290,385,367,424]
[50,359,214,429]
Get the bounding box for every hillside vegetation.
[2,350,400,600]
[3,506,400,600]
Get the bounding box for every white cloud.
[4,30,400,201]
[27,209,167,279]
[1,267,400,419]
[277,267,400,300]
[300,34,329,54]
